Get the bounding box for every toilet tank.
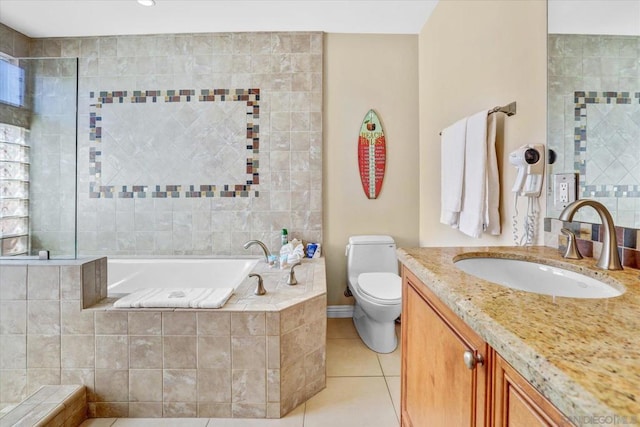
[346,235,398,284]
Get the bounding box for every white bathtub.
[107,258,259,295]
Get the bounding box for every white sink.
[454,257,624,299]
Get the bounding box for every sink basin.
[454,257,624,299]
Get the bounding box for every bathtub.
[97,255,326,418]
[107,257,259,295]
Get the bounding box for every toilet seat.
[357,272,401,305]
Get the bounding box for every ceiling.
[0,0,439,38]
[548,0,640,36]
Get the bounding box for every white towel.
[440,117,468,227]
[145,288,211,308]
[189,288,234,309]
[484,113,501,235]
[113,288,161,308]
[459,110,489,238]
[113,288,234,309]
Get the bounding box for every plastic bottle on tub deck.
[279,229,289,268]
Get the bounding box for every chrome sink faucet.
[559,199,623,270]
[243,240,272,263]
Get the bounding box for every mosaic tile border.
[573,91,640,198]
[88,88,260,198]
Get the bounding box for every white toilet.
[346,235,402,353]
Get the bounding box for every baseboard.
[326,305,354,318]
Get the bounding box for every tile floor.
[79,318,401,427]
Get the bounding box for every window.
[0,56,25,108]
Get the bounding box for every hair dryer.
[509,144,545,197]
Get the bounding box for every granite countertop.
[397,246,640,423]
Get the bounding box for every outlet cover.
[553,173,577,210]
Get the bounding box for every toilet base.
[352,303,398,354]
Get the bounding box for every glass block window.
[0,123,29,255]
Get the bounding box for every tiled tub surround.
[544,217,640,269]
[0,256,327,419]
[547,34,640,228]
[398,246,640,421]
[25,32,323,256]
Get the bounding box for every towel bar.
[488,101,516,116]
[439,101,516,135]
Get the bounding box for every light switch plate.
[553,173,577,210]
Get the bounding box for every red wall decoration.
[358,109,386,199]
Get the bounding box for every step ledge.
[0,385,87,427]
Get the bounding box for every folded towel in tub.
[188,288,234,309]
[113,288,234,309]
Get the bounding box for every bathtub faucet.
[243,239,271,263]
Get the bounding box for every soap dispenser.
[281,228,288,246]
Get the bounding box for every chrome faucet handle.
[560,228,583,260]
[249,273,266,295]
[287,261,302,286]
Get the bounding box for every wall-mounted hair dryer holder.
[509,143,545,197]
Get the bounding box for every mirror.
[547,0,640,228]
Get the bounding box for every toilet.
[346,235,402,353]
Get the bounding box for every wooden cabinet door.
[493,353,573,427]
[401,269,488,427]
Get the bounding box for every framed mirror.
[547,0,640,228]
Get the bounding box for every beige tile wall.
[24,31,323,257]
[0,259,105,408]
[0,258,326,419]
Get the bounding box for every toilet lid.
[358,272,402,302]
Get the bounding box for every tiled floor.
[79,318,401,427]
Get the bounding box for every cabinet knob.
[463,350,484,370]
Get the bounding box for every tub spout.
[559,199,622,270]
[243,240,271,263]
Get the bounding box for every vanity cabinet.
[401,266,573,427]
[401,267,489,426]
[493,353,571,426]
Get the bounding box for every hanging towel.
[484,113,501,235]
[440,117,468,227]
[459,110,490,238]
